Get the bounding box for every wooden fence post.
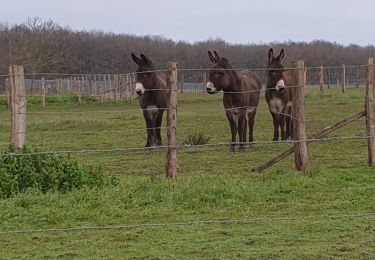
[319,65,324,94]
[365,58,375,166]
[342,64,346,93]
[9,65,26,148]
[114,74,119,104]
[77,77,82,106]
[100,75,104,106]
[166,62,178,179]
[4,78,10,110]
[41,76,46,109]
[56,78,60,95]
[67,77,71,93]
[291,60,308,171]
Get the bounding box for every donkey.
[206,51,261,150]
[265,48,293,141]
[131,53,169,147]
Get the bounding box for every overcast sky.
[1,0,374,46]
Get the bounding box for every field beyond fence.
[0,62,374,258]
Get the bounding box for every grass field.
[0,87,374,259]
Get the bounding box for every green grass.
[0,86,374,259]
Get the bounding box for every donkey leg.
[143,110,154,147]
[238,115,247,151]
[285,114,292,140]
[248,110,256,143]
[280,114,286,141]
[286,107,292,139]
[154,110,164,146]
[226,111,238,151]
[271,112,279,141]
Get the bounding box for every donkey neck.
[223,70,240,93]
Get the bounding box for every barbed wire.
[0,211,373,235]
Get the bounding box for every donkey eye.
[215,72,223,78]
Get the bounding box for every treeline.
[1,18,375,76]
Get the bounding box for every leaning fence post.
[365,58,375,166]
[291,60,308,171]
[9,65,26,148]
[166,62,178,179]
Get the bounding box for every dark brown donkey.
[131,53,169,147]
[206,51,261,150]
[265,48,293,141]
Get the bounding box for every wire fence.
[0,64,367,101]
[0,63,372,176]
[0,211,374,234]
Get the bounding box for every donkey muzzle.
[135,83,145,95]
[275,79,285,91]
[206,81,217,94]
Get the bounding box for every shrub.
[0,146,115,199]
[183,131,210,146]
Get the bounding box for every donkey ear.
[140,53,152,66]
[276,49,285,63]
[208,51,217,64]
[213,51,221,63]
[220,58,230,68]
[131,53,142,65]
[268,48,274,64]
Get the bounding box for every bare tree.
[11,17,69,93]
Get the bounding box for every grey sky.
[1,0,374,46]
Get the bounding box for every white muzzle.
[275,79,285,91]
[135,83,145,95]
[206,81,217,94]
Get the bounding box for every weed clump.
[183,131,210,146]
[0,146,115,199]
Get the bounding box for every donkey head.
[131,53,155,96]
[267,48,286,91]
[206,51,239,94]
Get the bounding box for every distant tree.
[1,17,375,79]
[10,17,69,92]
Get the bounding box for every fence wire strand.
[0,212,373,235]
[0,136,373,157]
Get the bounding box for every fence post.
[342,64,346,93]
[77,77,82,106]
[291,60,308,171]
[9,65,26,148]
[56,78,59,95]
[114,74,119,104]
[166,62,178,179]
[100,75,104,106]
[41,76,46,109]
[4,78,10,110]
[319,65,324,94]
[365,58,375,166]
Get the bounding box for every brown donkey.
[265,48,293,141]
[206,51,261,150]
[131,53,169,147]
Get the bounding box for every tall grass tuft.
[183,130,210,146]
[0,146,116,199]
